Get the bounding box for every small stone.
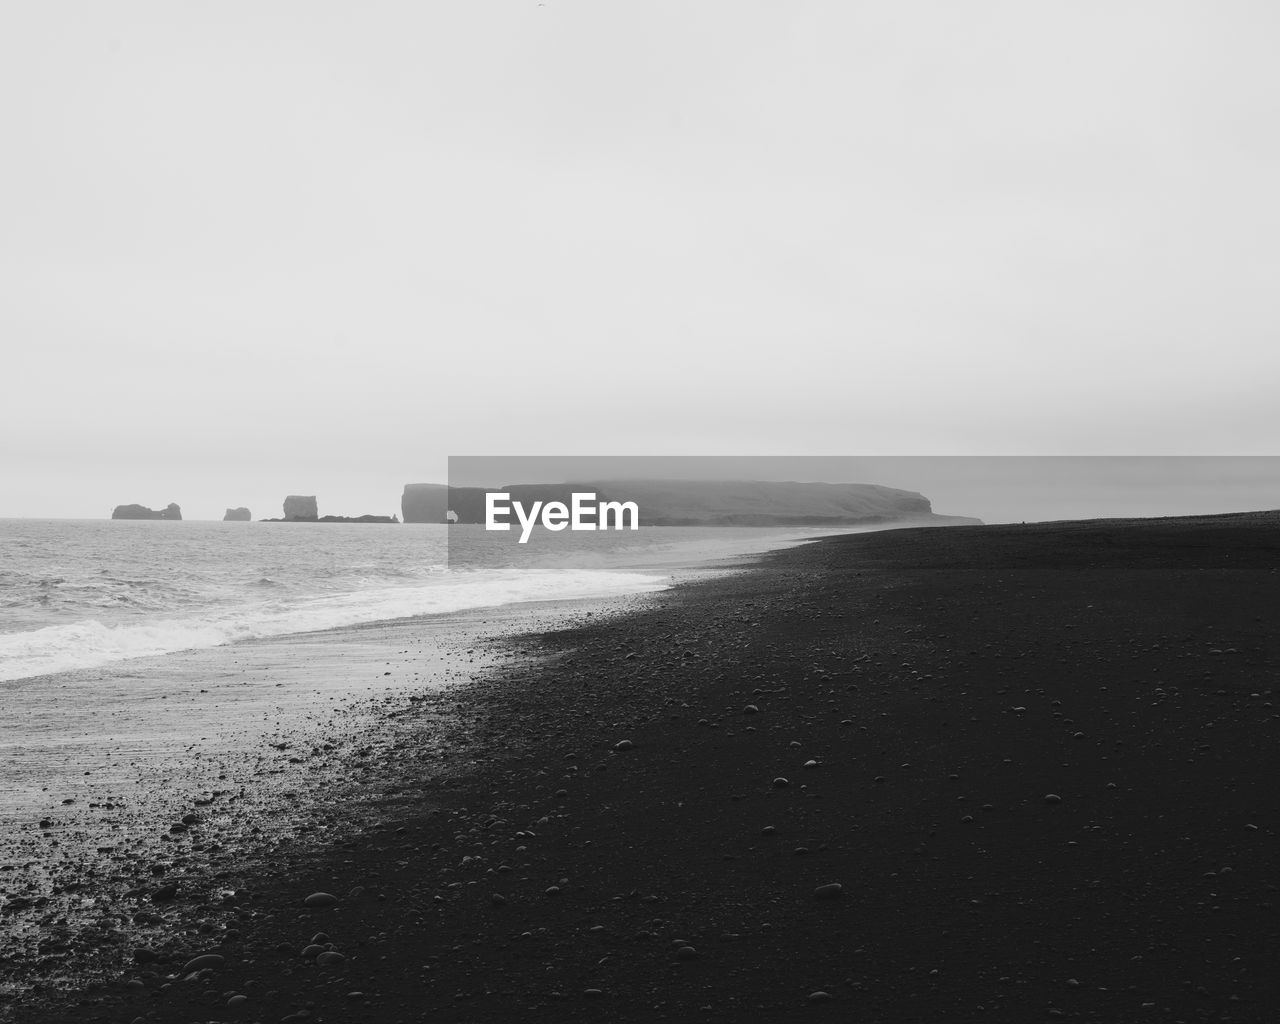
[803,760,819,769]
[676,945,699,960]
[809,990,835,1002]
[613,740,635,751]
[181,953,225,973]
[772,777,790,788]
[1044,793,1062,804]
[227,994,248,1007]
[304,892,338,908]
[316,950,346,966]
[744,705,759,714]
[814,883,843,900]
[301,944,326,959]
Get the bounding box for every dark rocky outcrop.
[402,480,980,527]
[281,495,318,522]
[263,496,397,523]
[402,483,449,524]
[111,503,182,521]
[223,507,251,522]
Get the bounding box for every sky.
[2,1,1278,520]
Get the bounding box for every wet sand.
[6,513,1280,1022]
[0,594,660,1007]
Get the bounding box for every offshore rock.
[111,503,182,521]
[281,495,319,521]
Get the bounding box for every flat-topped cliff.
[111,503,182,521]
[402,480,980,526]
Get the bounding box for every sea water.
[0,519,835,683]
[0,518,844,822]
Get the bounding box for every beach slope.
[16,511,1280,1022]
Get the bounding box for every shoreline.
[7,511,1280,1021]
[0,587,673,998]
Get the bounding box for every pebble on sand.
[316,950,346,966]
[181,953,225,973]
[1044,793,1063,804]
[304,892,339,908]
[613,739,635,751]
[813,883,844,900]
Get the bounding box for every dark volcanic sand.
[7,512,1280,1023]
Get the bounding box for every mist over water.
[0,519,836,682]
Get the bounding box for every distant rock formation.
[223,507,251,522]
[401,480,981,527]
[263,496,398,523]
[111,503,182,521]
[281,495,318,521]
[402,483,450,524]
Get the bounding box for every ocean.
[0,519,832,684]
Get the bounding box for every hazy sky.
[3,2,1278,520]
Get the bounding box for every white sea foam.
[0,569,666,682]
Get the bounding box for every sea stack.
[281,495,318,521]
[223,507,251,522]
[111,503,182,521]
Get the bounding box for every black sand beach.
[7,512,1280,1022]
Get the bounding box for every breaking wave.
[0,568,666,682]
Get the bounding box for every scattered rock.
[181,953,225,973]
